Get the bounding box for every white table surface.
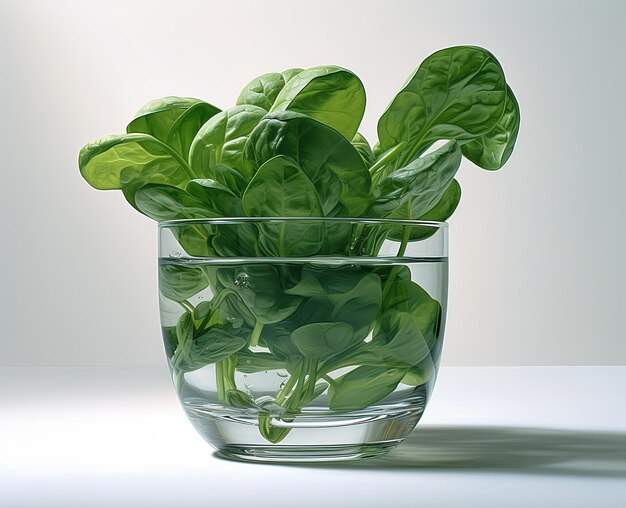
[1,366,625,507]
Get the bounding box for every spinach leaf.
[281,68,304,82]
[242,155,324,256]
[461,85,520,170]
[328,366,406,411]
[159,263,209,302]
[236,350,289,373]
[244,111,372,216]
[166,102,222,159]
[236,72,286,111]
[294,269,382,339]
[383,178,462,242]
[178,326,248,372]
[127,96,220,147]
[370,279,441,366]
[291,322,356,359]
[377,46,507,175]
[352,132,374,166]
[186,179,244,216]
[401,356,436,386]
[208,163,249,197]
[135,184,218,221]
[188,105,266,180]
[369,140,462,220]
[270,65,366,140]
[79,133,195,208]
[242,155,322,218]
[215,264,302,324]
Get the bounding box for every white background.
[1,0,624,366]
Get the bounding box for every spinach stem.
[178,300,195,315]
[321,374,336,387]
[368,142,406,183]
[275,363,302,405]
[381,225,410,301]
[305,359,319,399]
[279,224,286,257]
[249,320,264,347]
[216,361,225,401]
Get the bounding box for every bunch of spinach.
[80,46,519,443]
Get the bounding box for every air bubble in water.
[169,250,182,258]
[234,272,250,289]
[277,370,288,378]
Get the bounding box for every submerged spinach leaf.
[328,366,406,411]
[159,264,209,302]
[177,326,248,372]
[291,322,356,359]
[215,264,302,324]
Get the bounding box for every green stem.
[369,142,406,183]
[224,354,237,391]
[178,300,195,315]
[216,361,225,402]
[381,225,411,301]
[279,224,286,257]
[321,374,337,387]
[174,368,185,391]
[274,363,302,406]
[305,359,319,399]
[249,320,264,348]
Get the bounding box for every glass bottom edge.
[215,441,401,463]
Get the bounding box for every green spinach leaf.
[242,155,324,256]
[461,85,520,170]
[189,105,266,180]
[79,133,195,208]
[159,263,209,302]
[127,96,220,147]
[376,46,507,175]
[244,111,372,216]
[270,65,366,140]
[352,132,374,166]
[236,72,287,111]
[291,322,356,359]
[369,140,462,220]
[135,184,218,221]
[328,366,406,411]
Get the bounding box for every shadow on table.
[267,426,626,477]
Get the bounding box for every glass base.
[184,402,425,463]
[216,441,401,463]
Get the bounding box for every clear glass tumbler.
[158,218,448,462]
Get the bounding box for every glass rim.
[158,217,448,228]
